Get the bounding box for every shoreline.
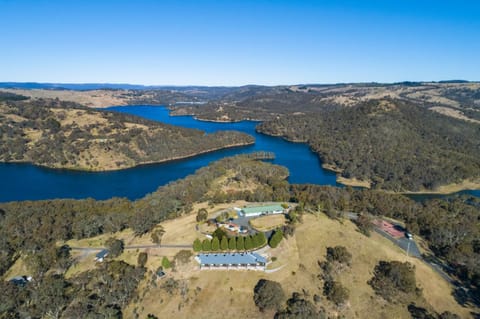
[321,163,480,195]
[1,141,254,173]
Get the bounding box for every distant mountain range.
[0,81,474,91]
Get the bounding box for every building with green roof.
[240,204,285,217]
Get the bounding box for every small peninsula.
[0,92,254,171]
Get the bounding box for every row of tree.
[193,232,267,252]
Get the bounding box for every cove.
[0,105,339,202]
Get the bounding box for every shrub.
[269,229,283,248]
[368,261,417,302]
[105,238,124,258]
[161,256,171,269]
[253,279,285,312]
[275,292,320,318]
[323,280,349,306]
[137,252,148,268]
[193,239,202,252]
[196,208,208,222]
[326,246,352,265]
[174,250,192,264]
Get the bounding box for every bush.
[193,239,202,252]
[326,246,352,265]
[174,250,192,264]
[253,279,285,312]
[323,280,349,306]
[196,208,208,222]
[275,292,320,319]
[105,238,124,258]
[161,256,172,269]
[269,229,283,248]
[368,261,417,302]
[137,252,148,267]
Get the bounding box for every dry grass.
[122,211,471,319]
[249,214,287,231]
[0,88,133,108]
[429,106,480,123]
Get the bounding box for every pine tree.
[257,232,267,246]
[228,237,236,250]
[202,238,211,251]
[212,237,220,251]
[193,238,202,252]
[245,236,253,250]
[162,256,171,269]
[269,229,284,248]
[236,236,245,250]
[221,237,228,251]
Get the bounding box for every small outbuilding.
[9,276,32,287]
[94,249,109,262]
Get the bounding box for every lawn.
[249,214,287,231]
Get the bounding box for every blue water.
[0,105,340,202]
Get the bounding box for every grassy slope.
[109,211,470,318]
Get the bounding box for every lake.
[1,105,478,202]
[0,105,340,202]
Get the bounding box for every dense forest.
[257,99,480,192]
[0,92,253,170]
[0,154,479,317]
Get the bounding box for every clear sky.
[1,0,479,86]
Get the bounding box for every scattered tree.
[196,208,208,222]
[368,261,418,302]
[105,238,124,258]
[323,280,349,306]
[253,279,285,312]
[162,256,172,269]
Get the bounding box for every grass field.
[249,214,287,231]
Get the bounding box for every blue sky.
[1,0,479,85]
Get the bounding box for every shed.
[94,249,109,262]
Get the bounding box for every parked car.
[405,232,413,240]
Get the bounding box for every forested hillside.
[0,93,253,171]
[0,155,478,317]
[257,99,480,192]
